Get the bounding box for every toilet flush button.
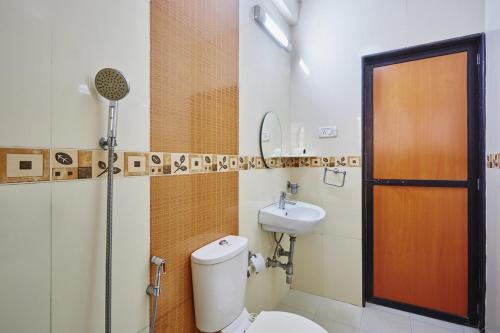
[219,239,229,246]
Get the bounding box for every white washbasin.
[258,201,326,235]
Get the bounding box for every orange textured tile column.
[150,0,239,332]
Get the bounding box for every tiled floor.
[275,290,479,333]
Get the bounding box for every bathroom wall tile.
[51,149,78,167]
[150,0,238,155]
[189,154,204,173]
[51,177,149,333]
[299,157,311,167]
[322,171,362,239]
[319,157,329,167]
[493,154,499,168]
[150,173,238,331]
[51,0,150,151]
[323,235,362,306]
[248,156,257,169]
[487,154,493,168]
[149,152,164,175]
[266,157,276,168]
[125,152,148,176]
[240,168,290,312]
[336,156,348,167]
[280,290,322,314]
[0,183,51,333]
[348,156,361,167]
[276,157,286,168]
[155,299,198,333]
[238,156,248,170]
[171,153,189,175]
[7,154,44,177]
[315,297,363,328]
[0,0,51,148]
[291,167,362,238]
[91,150,124,179]
[0,147,50,184]
[285,158,294,168]
[163,153,172,175]
[229,155,239,171]
[292,234,325,296]
[217,155,230,172]
[51,149,78,180]
[311,157,322,167]
[78,150,93,179]
[255,157,264,169]
[329,157,337,167]
[52,166,78,181]
[202,154,217,172]
[138,326,150,333]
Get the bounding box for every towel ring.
[323,167,346,187]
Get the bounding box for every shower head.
[94,68,130,101]
[95,68,130,148]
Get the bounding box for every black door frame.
[362,34,486,330]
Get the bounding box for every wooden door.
[363,37,482,325]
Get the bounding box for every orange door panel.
[373,52,468,181]
[373,186,468,316]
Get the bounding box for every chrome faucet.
[279,191,287,209]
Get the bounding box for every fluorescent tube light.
[253,5,292,52]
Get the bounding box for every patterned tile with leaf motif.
[202,154,217,172]
[238,156,248,170]
[91,150,124,179]
[248,157,256,169]
[149,152,164,175]
[51,149,78,180]
[217,155,229,172]
[171,153,189,174]
[336,156,348,167]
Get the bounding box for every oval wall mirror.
[259,112,283,168]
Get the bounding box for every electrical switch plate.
[319,126,337,138]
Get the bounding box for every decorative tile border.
[487,153,500,169]
[0,147,363,185]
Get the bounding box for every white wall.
[289,0,485,305]
[0,0,150,332]
[239,0,292,311]
[485,0,500,331]
[289,168,362,305]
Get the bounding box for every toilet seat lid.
[246,311,327,333]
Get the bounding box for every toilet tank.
[191,235,249,333]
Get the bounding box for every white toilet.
[191,235,327,333]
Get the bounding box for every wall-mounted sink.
[258,201,326,235]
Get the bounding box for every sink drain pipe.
[266,233,296,284]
